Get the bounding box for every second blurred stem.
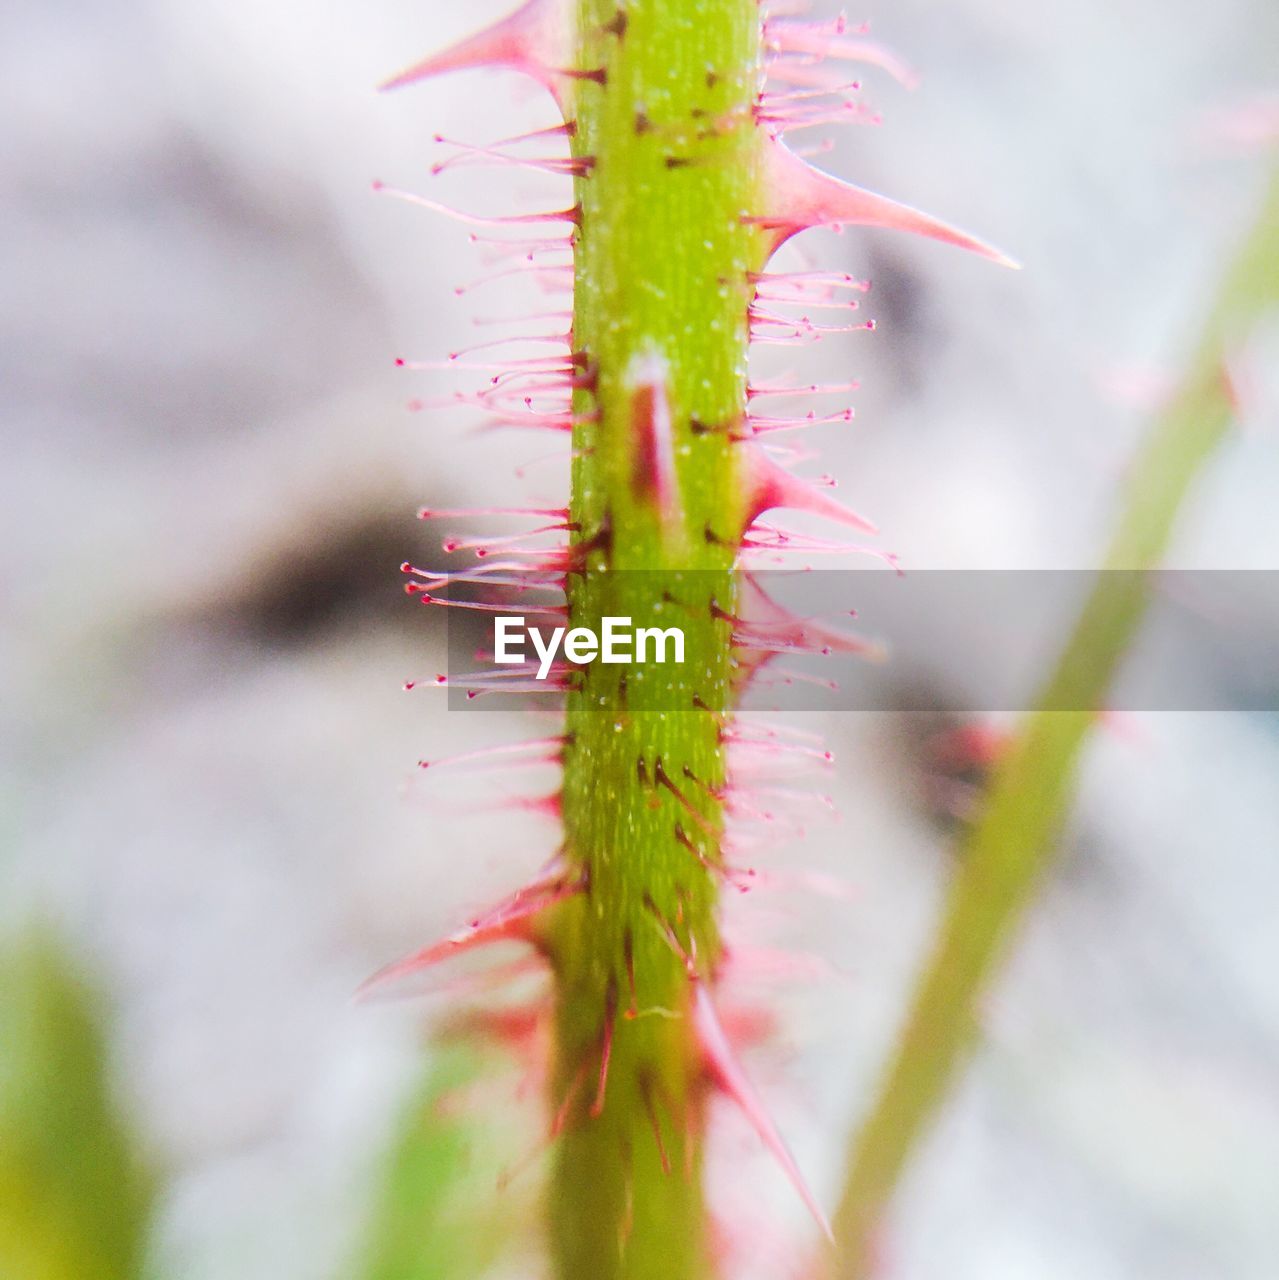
[829,167,1279,1278]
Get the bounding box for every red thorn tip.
[379,0,571,99]
[756,140,1020,268]
[692,986,832,1240]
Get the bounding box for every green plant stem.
[829,167,1279,1279]
[546,2,762,1278]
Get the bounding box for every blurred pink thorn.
[736,573,885,661]
[417,505,568,520]
[744,867,859,903]
[754,139,1020,269]
[357,874,579,997]
[628,352,683,536]
[765,20,920,90]
[371,180,580,230]
[741,445,878,535]
[379,0,571,105]
[417,735,565,770]
[444,1003,545,1052]
[692,985,833,1241]
[724,945,842,986]
[927,721,1011,771]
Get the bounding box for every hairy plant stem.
[828,167,1279,1279]
[546,2,762,1276]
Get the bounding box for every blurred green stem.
[358,1040,524,1280]
[829,167,1279,1278]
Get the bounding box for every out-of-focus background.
[3,0,1278,1276]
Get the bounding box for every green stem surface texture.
[829,168,1279,1278]
[547,2,762,1277]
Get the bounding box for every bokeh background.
[3,0,1278,1276]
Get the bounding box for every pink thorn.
[371,180,580,230]
[725,737,834,767]
[501,790,564,821]
[444,1003,544,1051]
[757,96,882,135]
[742,867,859,903]
[730,719,827,746]
[380,0,570,102]
[734,573,884,661]
[408,563,567,590]
[752,666,840,692]
[454,262,576,296]
[357,875,579,997]
[692,985,832,1240]
[740,524,899,570]
[717,1003,779,1049]
[765,21,920,90]
[724,945,840,985]
[415,595,566,620]
[628,353,683,533]
[418,735,565,770]
[442,521,566,552]
[754,140,1019,268]
[417,505,567,520]
[742,408,855,438]
[431,134,586,178]
[750,269,870,296]
[759,81,864,107]
[741,445,877,535]
[439,666,570,695]
[749,378,862,400]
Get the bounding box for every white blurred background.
[3,0,1278,1276]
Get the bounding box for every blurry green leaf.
[358,1039,524,1280]
[0,928,153,1280]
